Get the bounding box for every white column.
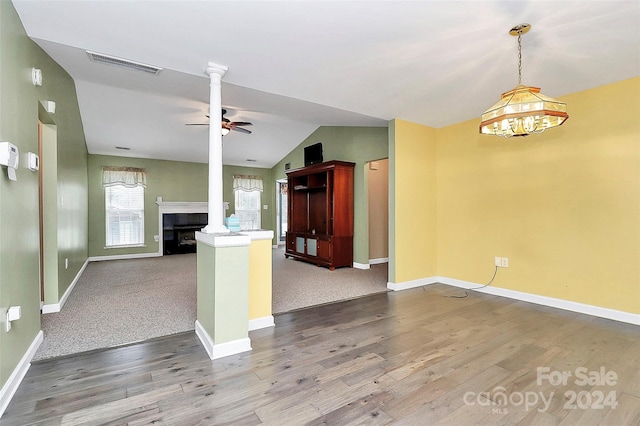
[203,62,230,234]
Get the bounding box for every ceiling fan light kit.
[480,23,569,138]
[186,108,252,135]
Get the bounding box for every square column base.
[195,232,251,360]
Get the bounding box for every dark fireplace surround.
[163,212,208,255]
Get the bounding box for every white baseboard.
[389,275,640,326]
[249,316,275,331]
[88,252,161,262]
[42,258,89,314]
[195,320,215,359]
[195,320,252,360]
[355,258,388,270]
[0,330,43,418]
[387,276,440,291]
[211,338,252,360]
[437,276,640,326]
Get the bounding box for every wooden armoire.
[285,160,355,270]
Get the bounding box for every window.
[103,167,146,247]
[233,175,263,230]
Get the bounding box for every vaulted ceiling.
[13,1,640,168]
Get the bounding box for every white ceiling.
[13,1,640,168]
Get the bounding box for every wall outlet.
[495,257,502,267]
[501,257,509,268]
[263,205,268,210]
[154,235,159,242]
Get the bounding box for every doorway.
[276,179,287,244]
[38,116,58,307]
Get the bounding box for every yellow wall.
[424,77,638,314]
[436,77,639,313]
[248,238,273,320]
[390,119,438,284]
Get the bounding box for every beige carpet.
[35,254,197,360]
[34,248,388,360]
[272,247,388,313]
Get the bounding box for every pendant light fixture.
[479,24,569,137]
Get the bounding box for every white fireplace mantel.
[157,202,208,256]
[157,201,209,214]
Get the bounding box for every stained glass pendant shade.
[480,24,569,137]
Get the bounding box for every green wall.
[87,155,209,257]
[0,0,88,392]
[222,165,274,233]
[272,126,389,264]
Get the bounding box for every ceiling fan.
[186,108,252,134]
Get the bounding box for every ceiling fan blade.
[232,126,252,134]
[230,121,252,126]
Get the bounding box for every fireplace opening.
[163,213,208,255]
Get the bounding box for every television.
[304,142,323,166]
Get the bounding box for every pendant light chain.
[517,33,522,85]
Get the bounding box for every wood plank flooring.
[2,285,639,425]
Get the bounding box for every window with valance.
[233,175,263,192]
[233,175,263,230]
[102,167,146,247]
[102,166,147,188]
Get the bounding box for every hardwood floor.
[2,285,639,425]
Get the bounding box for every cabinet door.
[317,238,330,261]
[296,236,305,254]
[286,233,296,254]
[307,238,317,256]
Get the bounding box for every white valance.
[233,175,263,192]
[102,166,146,188]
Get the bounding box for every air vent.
[115,146,131,150]
[87,50,163,75]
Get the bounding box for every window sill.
[104,244,147,249]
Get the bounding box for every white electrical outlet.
[154,235,159,242]
[501,257,509,268]
[495,257,502,267]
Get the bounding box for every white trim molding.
[88,252,161,262]
[355,257,389,270]
[0,331,43,418]
[42,259,89,314]
[241,230,275,241]
[211,338,252,360]
[157,201,208,256]
[196,231,251,248]
[388,275,640,326]
[387,276,440,291]
[353,262,370,270]
[195,320,253,360]
[249,316,275,331]
[195,320,215,358]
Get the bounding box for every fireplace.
[162,212,208,255]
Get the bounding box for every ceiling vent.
[86,50,163,75]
